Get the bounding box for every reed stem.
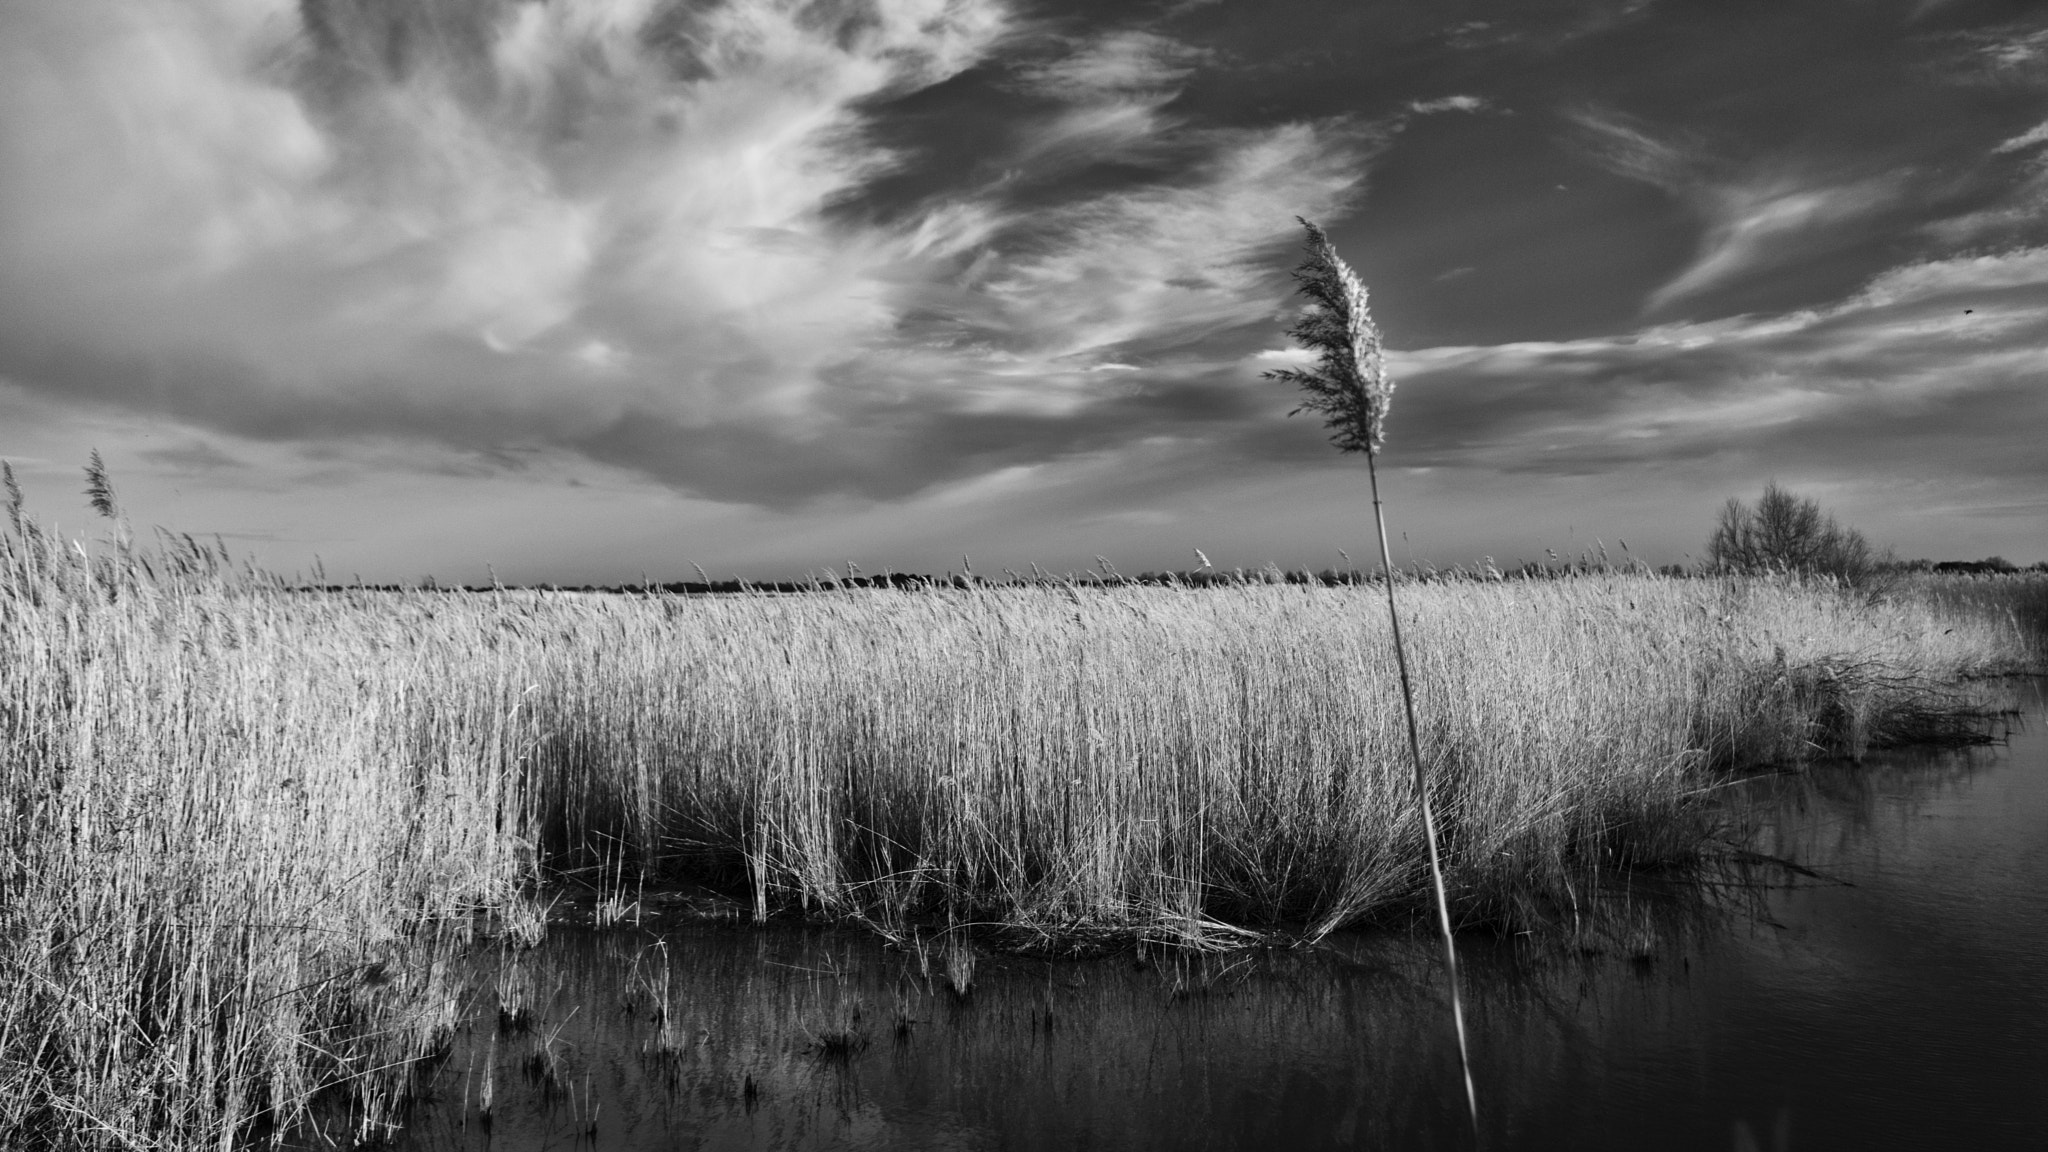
[1366,444,1479,1137]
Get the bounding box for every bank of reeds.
[3,516,2044,1147]
[1,530,527,1147]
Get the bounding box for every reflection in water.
[360,686,2046,1151]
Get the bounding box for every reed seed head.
[84,448,119,521]
[2,460,21,536]
[1263,217,1394,453]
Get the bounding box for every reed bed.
[2,520,2043,1148]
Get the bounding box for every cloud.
[1922,141,2048,248]
[1644,173,1903,311]
[1406,95,1488,115]
[1993,119,2048,153]
[1012,96,1182,166]
[1569,109,1905,313]
[1321,245,2048,484]
[140,440,246,473]
[0,1,1375,508]
[1916,20,2048,246]
[1005,29,1215,168]
[863,232,2047,565]
[1848,245,2048,304]
[1952,26,2048,80]
[1014,29,1206,98]
[25,1,2027,556]
[969,123,1365,361]
[1568,107,1703,192]
[1440,20,1524,52]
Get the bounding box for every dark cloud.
[1,0,1372,509]
[138,441,246,473]
[1,0,2044,571]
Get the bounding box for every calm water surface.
[382,685,2048,1151]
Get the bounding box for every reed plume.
[84,448,118,521]
[1265,217,1478,1135]
[3,461,21,537]
[1263,219,1393,454]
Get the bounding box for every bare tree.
[1707,482,1872,582]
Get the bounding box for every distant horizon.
[13,461,2040,590]
[278,553,2048,592]
[5,1,2045,583]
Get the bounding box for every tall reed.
[1264,216,1476,1130]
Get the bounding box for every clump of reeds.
[1,467,536,1149]
[2,454,2042,1150]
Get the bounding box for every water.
[379,685,2048,1151]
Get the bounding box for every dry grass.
[2,518,2043,1148]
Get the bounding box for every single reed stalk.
[1366,443,1478,1132]
[1265,217,1479,1136]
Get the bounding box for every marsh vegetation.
[369,693,2048,1150]
[3,507,2044,1148]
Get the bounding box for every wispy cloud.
[971,123,1365,361]
[1993,119,2048,153]
[1645,173,1903,311]
[1350,245,2048,482]
[1917,17,2048,247]
[1006,30,1212,167]
[1568,107,1703,192]
[1014,29,1207,98]
[1406,95,1489,115]
[1441,21,1516,51]
[0,1,1372,508]
[1953,25,2048,79]
[139,440,246,474]
[1569,108,1904,313]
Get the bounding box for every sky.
[2,0,2045,583]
